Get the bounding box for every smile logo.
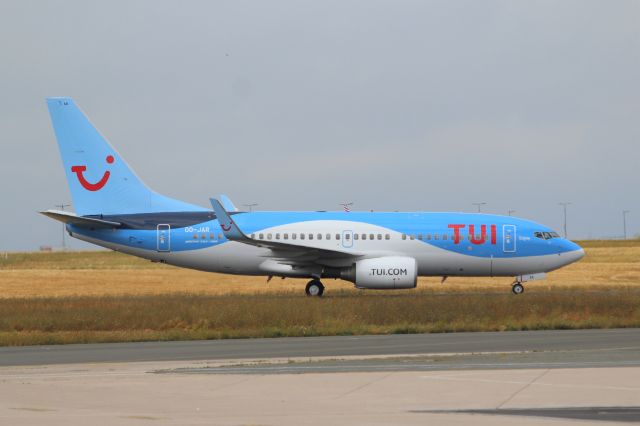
[221,224,232,231]
[71,155,114,191]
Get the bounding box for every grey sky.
[1,0,638,250]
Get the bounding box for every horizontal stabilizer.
[40,210,121,228]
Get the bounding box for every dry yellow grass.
[0,240,638,298]
[0,240,638,346]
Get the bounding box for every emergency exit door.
[503,224,516,252]
[157,224,171,252]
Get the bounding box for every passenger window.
[267,233,272,240]
[426,234,431,240]
[385,234,390,240]
[317,233,322,240]
[417,233,422,240]
[369,234,374,240]
[336,234,340,240]
[275,233,280,240]
[212,233,217,240]
[434,234,439,240]
[402,234,407,240]
[284,233,289,240]
[345,234,350,240]
[250,233,255,239]
[300,234,305,240]
[354,234,359,240]
[259,233,264,239]
[193,234,198,239]
[377,234,382,240]
[326,233,331,240]
[443,234,448,241]
[410,234,415,240]
[309,234,313,240]
[219,233,223,240]
[361,234,366,240]
[292,233,297,240]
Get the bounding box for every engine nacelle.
[342,256,417,289]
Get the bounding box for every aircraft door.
[157,224,171,252]
[503,224,516,253]
[342,230,353,248]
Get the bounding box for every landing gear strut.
[512,282,524,295]
[305,279,325,297]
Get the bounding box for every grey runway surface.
[1,328,640,367]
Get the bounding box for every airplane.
[41,97,585,296]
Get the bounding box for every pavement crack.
[336,372,394,399]
[497,368,550,409]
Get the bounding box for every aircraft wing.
[210,198,360,267]
[40,210,121,229]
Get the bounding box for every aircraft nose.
[560,240,585,264]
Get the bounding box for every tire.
[305,280,325,297]
[512,283,524,295]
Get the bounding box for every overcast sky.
[1,0,639,250]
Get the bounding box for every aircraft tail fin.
[46,97,204,216]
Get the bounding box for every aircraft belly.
[399,240,488,276]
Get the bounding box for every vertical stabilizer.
[46,97,204,216]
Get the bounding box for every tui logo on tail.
[71,155,114,191]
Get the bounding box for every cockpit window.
[534,231,560,240]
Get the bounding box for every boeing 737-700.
[41,97,585,296]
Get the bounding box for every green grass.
[1,291,639,346]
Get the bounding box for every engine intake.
[341,256,417,289]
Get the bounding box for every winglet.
[210,198,250,242]
[219,194,239,212]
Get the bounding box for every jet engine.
[341,256,417,289]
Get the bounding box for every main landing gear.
[511,282,524,295]
[305,279,325,297]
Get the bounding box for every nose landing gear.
[511,282,524,295]
[305,279,325,297]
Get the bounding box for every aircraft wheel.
[512,282,524,295]
[305,280,324,297]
